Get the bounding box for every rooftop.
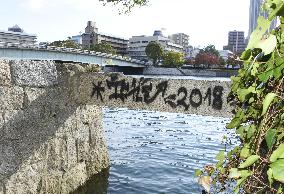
[0,29,37,37]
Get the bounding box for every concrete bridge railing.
[0,47,147,67]
[0,59,233,194]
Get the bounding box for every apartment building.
[127,30,184,60]
[169,33,189,49]
[82,21,128,55]
[0,25,37,46]
[223,31,246,54]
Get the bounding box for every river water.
[73,108,236,194]
[73,76,236,194]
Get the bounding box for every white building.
[0,25,37,46]
[184,47,200,59]
[127,30,184,60]
[218,50,233,61]
[168,33,189,49]
[71,35,82,44]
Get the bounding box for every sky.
[1,0,250,50]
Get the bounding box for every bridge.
[0,45,148,67]
[0,59,232,194]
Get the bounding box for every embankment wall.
[0,60,109,194]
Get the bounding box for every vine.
[196,0,284,193]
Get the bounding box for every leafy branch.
[197,0,284,193]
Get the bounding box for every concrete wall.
[143,66,238,77]
[74,73,234,118]
[0,60,109,194]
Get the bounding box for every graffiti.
[91,81,105,102]
[91,76,225,111]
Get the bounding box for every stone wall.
[0,60,109,194]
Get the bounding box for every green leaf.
[274,60,284,79]
[247,16,271,50]
[234,187,240,194]
[215,151,225,162]
[277,132,284,142]
[270,159,284,183]
[270,144,284,163]
[240,146,251,159]
[277,186,283,194]
[236,126,245,138]
[251,62,260,76]
[236,173,250,188]
[228,169,252,179]
[194,169,202,177]
[237,86,256,102]
[267,168,273,186]
[239,155,260,168]
[247,125,256,139]
[236,177,246,187]
[227,117,241,129]
[267,0,284,19]
[229,168,241,179]
[240,49,251,60]
[265,128,278,150]
[258,69,273,82]
[262,93,277,116]
[256,34,277,55]
[258,57,284,82]
[216,161,223,168]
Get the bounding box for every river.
[73,106,236,194]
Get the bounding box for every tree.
[194,45,223,68]
[89,42,116,54]
[194,52,220,68]
[100,0,148,13]
[201,44,220,57]
[162,51,184,67]
[145,41,164,66]
[48,39,80,49]
[226,53,242,68]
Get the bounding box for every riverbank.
[143,66,238,77]
[103,66,238,77]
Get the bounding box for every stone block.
[38,171,63,194]
[4,162,43,194]
[66,136,77,168]
[0,182,4,194]
[46,138,68,170]
[11,60,58,87]
[0,60,11,86]
[60,162,88,194]
[0,87,24,110]
[23,87,46,105]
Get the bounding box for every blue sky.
[1,0,249,49]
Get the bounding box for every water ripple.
[101,108,236,194]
